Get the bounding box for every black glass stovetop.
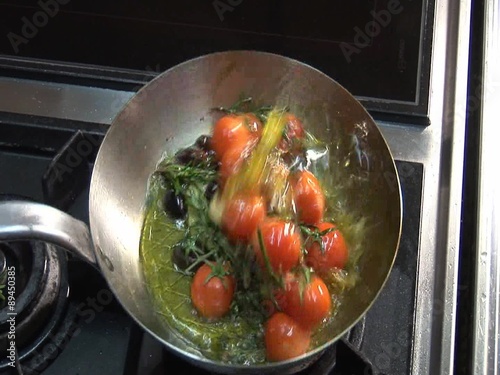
[0,126,423,375]
[0,0,433,113]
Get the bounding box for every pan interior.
[89,51,401,371]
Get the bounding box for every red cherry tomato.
[242,113,263,137]
[219,139,256,185]
[291,170,325,225]
[252,219,301,274]
[263,270,299,316]
[280,273,332,330]
[264,312,311,361]
[279,113,305,150]
[305,222,349,273]
[190,263,235,319]
[211,114,253,160]
[222,194,266,243]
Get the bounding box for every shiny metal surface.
[0,0,472,372]
[377,0,472,370]
[473,0,500,373]
[431,0,472,374]
[0,201,96,266]
[0,77,133,124]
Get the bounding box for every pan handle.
[0,200,97,267]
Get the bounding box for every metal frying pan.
[0,51,402,374]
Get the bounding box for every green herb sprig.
[300,224,337,254]
[212,96,278,124]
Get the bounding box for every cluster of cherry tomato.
[189,111,349,362]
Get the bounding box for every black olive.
[195,135,212,151]
[175,146,214,166]
[206,148,216,158]
[172,244,199,272]
[163,189,187,219]
[205,181,218,200]
[174,147,199,165]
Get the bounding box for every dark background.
[0,0,427,109]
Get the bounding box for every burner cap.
[0,240,75,373]
[0,242,47,331]
[0,187,83,373]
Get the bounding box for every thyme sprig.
[155,158,217,196]
[212,96,278,124]
[213,96,253,114]
[300,224,337,254]
[256,229,281,285]
[297,264,313,304]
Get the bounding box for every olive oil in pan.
[141,174,266,365]
[140,114,369,364]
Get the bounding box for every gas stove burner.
[0,196,78,375]
[0,241,48,346]
[0,241,76,375]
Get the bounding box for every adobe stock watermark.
[340,0,404,63]
[381,159,416,194]
[432,284,468,318]
[109,63,165,121]
[46,132,101,186]
[23,288,115,374]
[213,0,243,21]
[444,77,500,125]
[366,330,407,374]
[7,0,70,54]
